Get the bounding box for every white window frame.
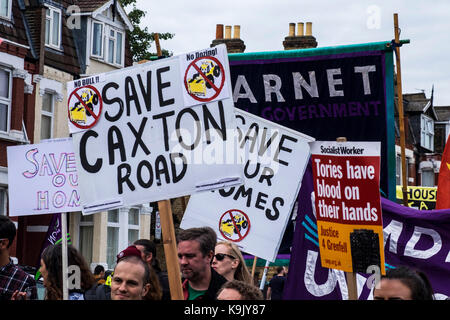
[91,21,105,58]
[127,207,140,245]
[0,0,12,20]
[106,27,124,67]
[0,66,12,133]
[421,169,435,187]
[44,5,62,50]
[420,114,434,151]
[78,213,94,265]
[40,92,54,140]
[106,207,141,269]
[0,187,7,216]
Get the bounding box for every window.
[45,6,61,49]
[40,93,54,140]
[0,0,11,19]
[79,214,94,265]
[106,207,141,269]
[128,208,140,245]
[396,155,409,185]
[92,22,104,57]
[0,67,11,133]
[107,209,120,269]
[107,28,124,66]
[0,188,6,216]
[421,115,434,151]
[421,169,435,187]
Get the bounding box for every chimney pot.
[297,22,304,36]
[289,23,295,36]
[216,24,224,39]
[225,25,232,39]
[305,22,313,36]
[233,25,241,39]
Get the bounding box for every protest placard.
[7,138,80,216]
[67,44,244,214]
[310,141,385,274]
[181,109,314,262]
[396,185,437,210]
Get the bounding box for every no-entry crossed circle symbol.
[184,56,225,102]
[218,209,251,242]
[68,85,103,130]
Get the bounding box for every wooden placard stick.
[158,199,184,300]
[154,33,162,57]
[251,256,258,279]
[393,13,409,207]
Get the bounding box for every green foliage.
[118,0,174,61]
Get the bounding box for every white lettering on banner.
[383,219,403,254]
[232,64,379,104]
[404,226,442,259]
[304,250,348,298]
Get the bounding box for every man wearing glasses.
[177,227,227,300]
[0,216,37,300]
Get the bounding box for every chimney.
[283,21,318,50]
[211,24,246,53]
[216,24,224,39]
[225,25,232,39]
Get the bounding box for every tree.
[118,0,174,61]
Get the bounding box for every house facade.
[1,0,152,270]
[395,91,450,189]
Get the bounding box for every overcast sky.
[135,0,450,106]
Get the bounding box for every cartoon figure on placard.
[219,209,250,242]
[69,87,99,124]
[187,59,222,98]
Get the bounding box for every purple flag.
[35,213,71,270]
[284,161,450,300]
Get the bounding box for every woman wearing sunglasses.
[212,241,253,284]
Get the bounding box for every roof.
[403,92,430,112]
[0,0,31,50]
[24,1,81,76]
[75,0,133,31]
[434,106,450,122]
[76,0,111,13]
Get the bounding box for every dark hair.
[276,266,284,274]
[41,244,95,300]
[0,215,16,249]
[94,265,105,275]
[133,239,161,272]
[217,280,263,300]
[177,227,217,257]
[382,266,434,300]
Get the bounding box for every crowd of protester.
[0,216,437,300]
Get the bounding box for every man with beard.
[177,227,227,300]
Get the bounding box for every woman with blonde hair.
[212,241,253,284]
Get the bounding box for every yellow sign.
[396,186,436,210]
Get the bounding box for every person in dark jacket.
[177,227,227,300]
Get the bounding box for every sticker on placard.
[218,209,250,242]
[67,85,103,132]
[181,45,230,107]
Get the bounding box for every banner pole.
[394,13,409,207]
[158,199,184,300]
[259,260,270,291]
[61,212,69,300]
